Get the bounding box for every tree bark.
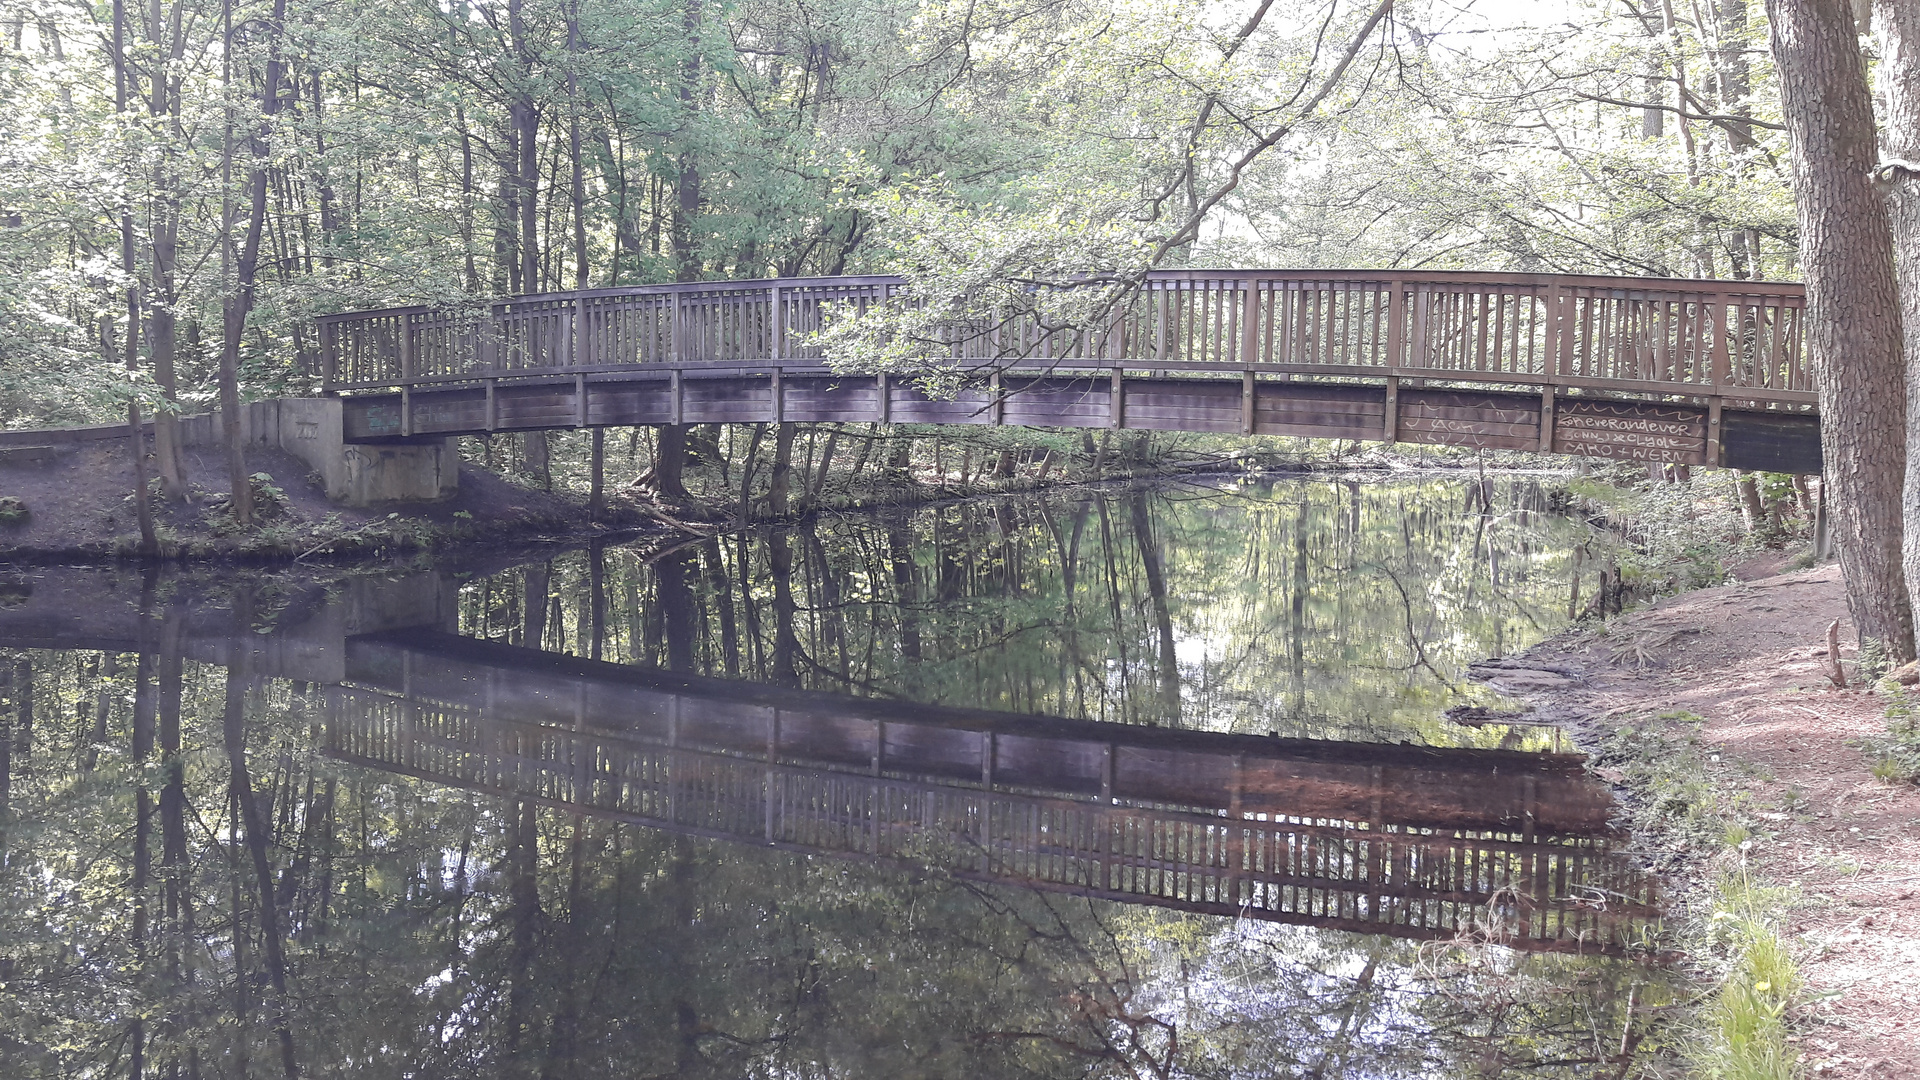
[217,0,288,529]
[769,422,795,517]
[1879,0,1920,658]
[1766,0,1915,658]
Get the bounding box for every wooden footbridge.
[318,269,1821,473]
[323,631,1658,955]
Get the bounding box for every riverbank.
[0,431,1524,563]
[1486,559,1920,1078]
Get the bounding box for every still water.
[0,475,1677,1077]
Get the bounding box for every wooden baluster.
[769,285,782,361]
[574,295,589,369]
[1239,280,1259,368]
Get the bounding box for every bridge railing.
[316,270,1813,406]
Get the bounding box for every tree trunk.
[672,0,703,282]
[146,0,189,499]
[1879,0,1920,658]
[223,665,298,1078]
[769,422,795,517]
[1129,492,1181,724]
[110,0,156,553]
[1766,0,1915,658]
[589,427,605,518]
[651,425,692,502]
[216,0,290,530]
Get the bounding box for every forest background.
[0,0,1905,585]
[0,0,1804,422]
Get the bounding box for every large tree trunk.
[1880,0,1920,657]
[1766,0,1914,658]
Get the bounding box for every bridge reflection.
[325,632,1656,955]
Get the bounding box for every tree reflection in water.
[0,476,1680,1077]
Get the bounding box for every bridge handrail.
[316,268,1813,405]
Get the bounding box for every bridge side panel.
[1252,384,1387,440]
[681,377,772,424]
[1002,377,1111,428]
[1121,378,1243,432]
[1721,411,1822,473]
[587,379,675,426]
[781,376,882,422]
[1551,400,1708,465]
[888,383,994,425]
[1397,389,1542,451]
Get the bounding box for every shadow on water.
[0,476,1683,1077]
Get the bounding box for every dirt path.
[1497,563,1919,1078]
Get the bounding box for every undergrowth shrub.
[1566,467,1759,599]
[1865,681,1920,783]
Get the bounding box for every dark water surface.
[0,476,1678,1077]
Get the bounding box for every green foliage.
[1695,871,1802,1080]
[1863,680,1920,783]
[1567,467,1764,602]
[0,495,27,524]
[1856,637,1893,684]
[1596,711,1756,853]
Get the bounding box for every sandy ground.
[1497,561,1920,1078]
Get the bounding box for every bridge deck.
[318,269,1822,473]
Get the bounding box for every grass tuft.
[1696,870,1800,1080]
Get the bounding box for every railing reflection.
[323,634,1658,955]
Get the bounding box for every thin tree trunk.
[769,422,795,517]
[147,0,188,498]
[217,0,289,528]
[1767,0,1915,658]
[589,427,605,518]
[111,0,156,552]
[223,664,298,1077]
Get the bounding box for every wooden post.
[981,731,995,787]
[770,365,783,422]
[1538,385,1555,452]
[320,320,338,391]
[1410,286,1431,371]
[575,372,588,428]
[670,368,683,425]
[669,291,681,362]
[1240,280,1260,364]
[1709,292,1732,392]
[1101,743,1114,801]
[1228,754,1244,904]
[769,286,783,361]
[574,295,589,367]
[1382,376,1399,443]
[590,426,604,518]
[1814,476,1831,560]
[990,370,1004,425]
[1109,367,1124,429]
[400,386,412,437]
[1540,284,1560,380]
[1385,277,1406,370]
[485,378,497,432]
[399,313,417,383]
[1706,396,1724,468]
[1155,284,1169,361]
[1241,370,1255,435]
[876,372,890,423]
